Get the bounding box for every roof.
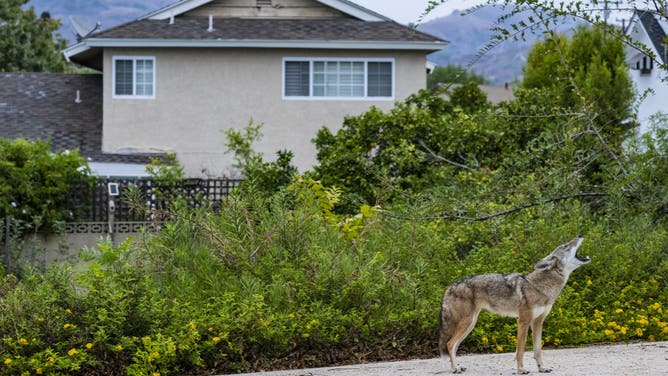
[636,10,667,64]
[63,1,447,68]
[0,73,159,164]
[93,17,441,43]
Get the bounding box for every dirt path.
[225,341,667,375]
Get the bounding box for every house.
[0,73,159,177]
[626,10,668,134]
[60,0,446,177]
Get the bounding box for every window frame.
[282,57,395,100]
[112,56,156,99]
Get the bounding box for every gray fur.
[439,236,590,374]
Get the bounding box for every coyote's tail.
[438,304,454,357]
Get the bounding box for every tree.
[0,0,68,72]
[522,25,634,143]
[427,64,487,89]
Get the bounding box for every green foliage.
[0,0,68,72]
[0,138,93,232]
[427,64,487,89]
[449,81,489,112]
[224,120,298,195]
[1,189,666,375]
[146,153,184,183]
[522,25,634,142]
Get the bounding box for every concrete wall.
[17,231,142,269]
[102,47,428,177]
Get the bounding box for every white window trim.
[112,56,156,99]
[282,57,395,101]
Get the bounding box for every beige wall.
[103,48,428,177]
[183,0,347,19]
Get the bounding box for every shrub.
[0,138,93,233]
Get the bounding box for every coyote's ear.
[534,256,557,270]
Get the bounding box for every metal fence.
[67,178,244,222]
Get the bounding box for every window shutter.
[285,61,310,96]
[367,62,392,97]
[115,60,134,95]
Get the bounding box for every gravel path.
[225,341,668,376]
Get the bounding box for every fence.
[66,178,244,223]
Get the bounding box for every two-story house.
[61,0,446,177]
[626,10,668,135]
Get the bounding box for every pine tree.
[0,0,67,72]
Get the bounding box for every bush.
[0,138,93,233]
[1,183,666,374]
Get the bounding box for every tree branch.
[432,192,608,222]
[418,140,478,171]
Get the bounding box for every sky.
[352,0,485,24]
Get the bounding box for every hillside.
[419,6,578,85]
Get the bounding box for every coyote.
[439,236,590,374]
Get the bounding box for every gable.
[629,11,667,65]
[180,0,348,19]
[143,0,388,21]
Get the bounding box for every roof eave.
[68,38,447,52]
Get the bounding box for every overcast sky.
[352,0,483,24]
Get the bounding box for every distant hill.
[28,0,172,41]
[419,6,579,85]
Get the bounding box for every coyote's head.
[535,236,590,276]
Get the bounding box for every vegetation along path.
[226,341,667,376]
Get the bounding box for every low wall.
[16,222,154,269]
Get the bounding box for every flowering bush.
[1,188,666,375]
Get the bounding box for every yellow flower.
[208,327,214,332]
[586,279,592,286]
[188,321,196,330]
[615,308,623,314]
[4,358,12,365]
[213,337,221,343]
[636,328,644,337]
[19,338,28,346]
[495,345,504,352]
[153,373,161,376]
[115,345,123,351]
[65,308,73,314]
[68,348,78,356]
[86,343,93,349]
[36,368,42,375]
[63,323,71,329]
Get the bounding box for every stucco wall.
[630,69,668,135]
[102,48,428,177]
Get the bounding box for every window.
[283,58,394,99]
[113,56,155,98]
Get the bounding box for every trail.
[225,341,667,376]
